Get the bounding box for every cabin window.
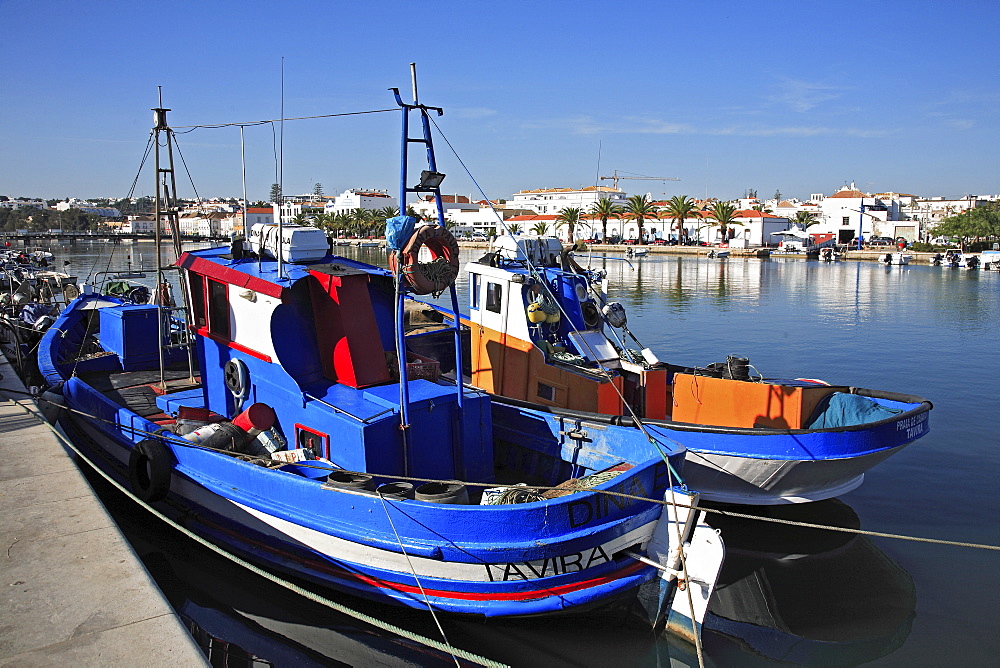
[470,273,480,310]
[295,424,328,459]
[842,216,850,225]
[188,273,206,328]
[207,279,230,337]
[486,282,503,313]
[537,382,555,401]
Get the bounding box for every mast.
[151,90,196,391]
[391,64,465,476]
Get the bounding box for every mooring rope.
[4,383,997,554]
[0,391,508,668]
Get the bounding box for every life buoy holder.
[387,225,460,295]
[224,358,250,412]
[581,301,602,329]
[128,439,174,503]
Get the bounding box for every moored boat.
[405,234,932,505]
[878,252,911,265]
[36,82,724,633]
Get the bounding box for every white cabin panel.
[228,284,280,359]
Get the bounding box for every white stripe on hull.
[233,499,658,583]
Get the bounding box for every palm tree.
[707,201,743,243]
[312,212,334,232]
[793,211,820,228]
[624,195,659,243]
[751,203,774,215]
[351,208,373,236]
[662,195,699,242]
[588,197,623,243]
[507,222,522,235]
[554,206,582,242]
[531,220,549,236]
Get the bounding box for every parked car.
[652,238,669,245]
[869,237,894,247]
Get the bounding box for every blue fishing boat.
[36,79,723,635]
[403,233,933,505]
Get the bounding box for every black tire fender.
[128,439,174,503]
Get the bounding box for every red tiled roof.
[828,190,866,199]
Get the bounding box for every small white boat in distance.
[707,248,729,259]
[980,250,1000,270]
[878,252,911,266]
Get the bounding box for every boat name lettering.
[566,464,666,528]
[896,412,927,439]
[484,546,611,581]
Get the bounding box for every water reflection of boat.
[702,500,915,665]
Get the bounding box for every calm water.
[57,240,1000,666]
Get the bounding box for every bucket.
[415,482,469,505]
[325,470,375,491]
[376,482,415,500]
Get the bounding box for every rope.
[3,385,996,553]
[0,390,508,668]
[378,493,460,667]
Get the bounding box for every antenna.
[277,57,285,278]
[410,62,419,104]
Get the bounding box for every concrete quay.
[0,356,207,666]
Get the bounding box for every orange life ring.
[387,224,461,295]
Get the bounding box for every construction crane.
[599,170,680,191]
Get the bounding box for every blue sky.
[1,0,997,204]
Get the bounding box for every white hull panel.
[683,445,907,505]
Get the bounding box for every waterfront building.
[219,207,274,236]
[55,199,121,218]
[323,188,397,217]
[406,194,475,221]
[509,186,627,215]
[274,199,328,226]
[121,216,156,234]
[900,195,997,240]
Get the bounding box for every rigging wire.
[169,107,398,131]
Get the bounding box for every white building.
[508,186,627,215]
[324,189,397,217]
[792,184,902,243]
[406,194,475,221]
[219,207,274,236]
[0,199,46,210]
[274,200,327,226]
[55,199,121,217]
[899,195,997,239]
[121,217,156,234]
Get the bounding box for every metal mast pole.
[152,89,169,391]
